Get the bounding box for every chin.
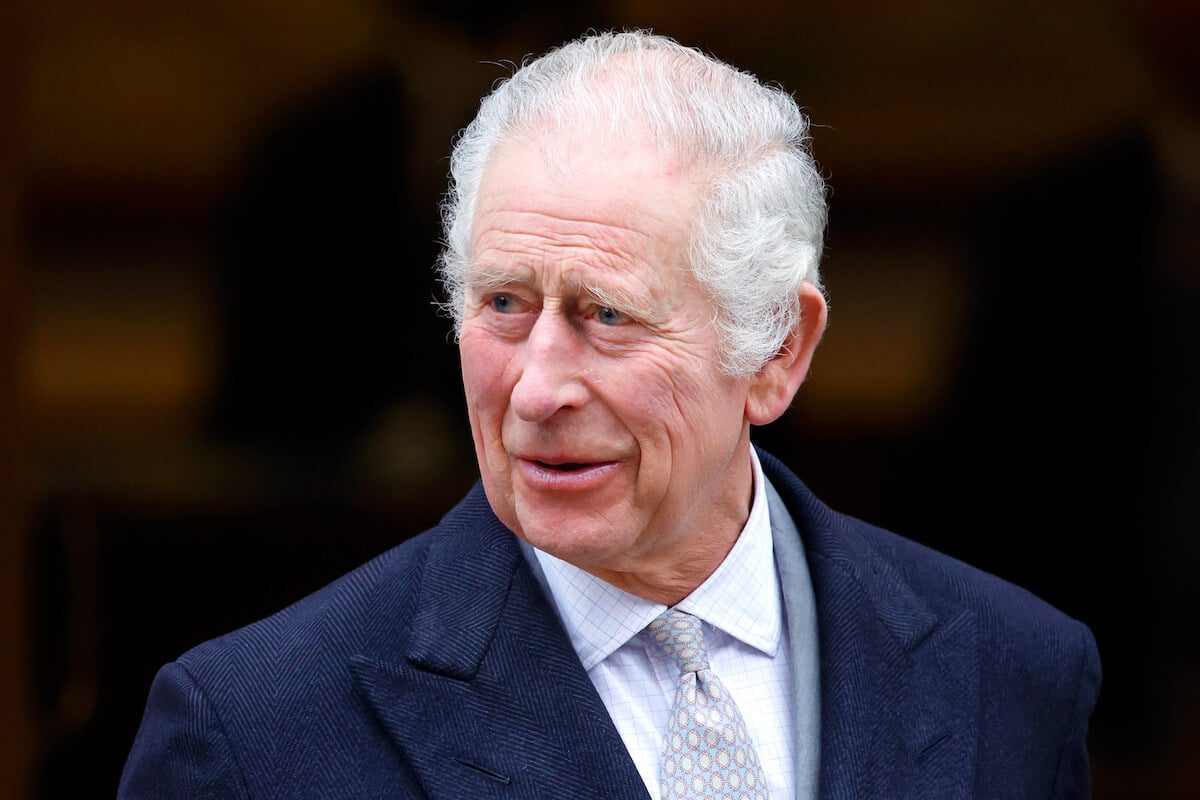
[518,520,632,566]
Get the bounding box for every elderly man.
[121,30,1100,800]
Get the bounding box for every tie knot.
[640,609,710,674]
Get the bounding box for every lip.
[514,456,623,490]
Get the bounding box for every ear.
[745,282,827,425]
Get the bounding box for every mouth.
[533,460,594,472]
[515,456,621,489]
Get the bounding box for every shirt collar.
[534,449,783,670]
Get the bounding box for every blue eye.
[491,295,513,313]
[597,307,624,326]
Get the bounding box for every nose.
[511,312,589,422]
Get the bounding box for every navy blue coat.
[120,450,1100,799]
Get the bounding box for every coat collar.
[349,484,649,799]
[758,448,979,800]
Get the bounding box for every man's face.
[458,137,758,594]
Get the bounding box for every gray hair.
[438,29,827,376]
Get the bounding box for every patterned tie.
[640,609,770,800]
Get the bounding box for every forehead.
[469,136,702,275]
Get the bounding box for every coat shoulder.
[176,482,498,678]
[855,515,1098,668]
[121,485,499,798]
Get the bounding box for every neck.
[588,546,734,606]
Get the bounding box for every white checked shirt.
[531,451,794,800]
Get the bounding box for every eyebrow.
[576,279,657,321]
[465,264,659,321]
[464,264,529,292]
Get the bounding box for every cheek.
[635,370,746,456]
[460,336,514,419]
[631,367,714,427]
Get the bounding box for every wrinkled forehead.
[472,133,704,244]
[467,134,706,303]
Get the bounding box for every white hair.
[438,29,827,376]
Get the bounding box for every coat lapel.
[349,488,648,800]
[759,450,979,800]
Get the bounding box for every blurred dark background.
[1,0,1197,797]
